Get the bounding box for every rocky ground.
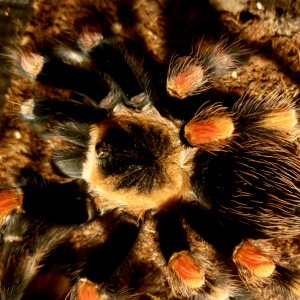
[0,0,300,299]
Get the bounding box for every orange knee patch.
[169,250,205,289]
[167,60,206,99]
[76,279,101,300]
[184,116,234,147]
[0,188,23,219]
[233,241,275,278]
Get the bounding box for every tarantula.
[3,23,300,299]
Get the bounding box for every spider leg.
[41,211,140,298]
[233,240,275,279]
[155,206,250,299]
[180,201,243,256]
[233,240,300,299]
[80,214,140,284]
[274,267,300,299]
[18,168,92,224]
[180,201,300,298]
[17,38,153,130]
[12,30,152,110]
[0,168,92,227]
[180,90,300,297]
[0,212,73,300]
[0,172,141,299]
[155,209,205,293]
[18,169,141,270]
[0,187,23,225]
[166,38,249,99]
[19,97,107,179]
[8,45,110,104]
[36,55,110,102]
[21,98,107,123]
[70,278,161,300]
[88,39,150,108]
[181,201,281,282]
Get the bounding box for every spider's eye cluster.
[95,141,111,159]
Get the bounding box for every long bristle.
[258,109,298,131]
[197,38,244,76]
[289,275,300,297]
[233,88,298,134]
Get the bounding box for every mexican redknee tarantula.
[2,23,300,299]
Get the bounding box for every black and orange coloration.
[167,39,248,99]
[0,188,23,223]
[3,23,300,299]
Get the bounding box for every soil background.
[0,0,300,299]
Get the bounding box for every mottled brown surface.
[1,1,300,299]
